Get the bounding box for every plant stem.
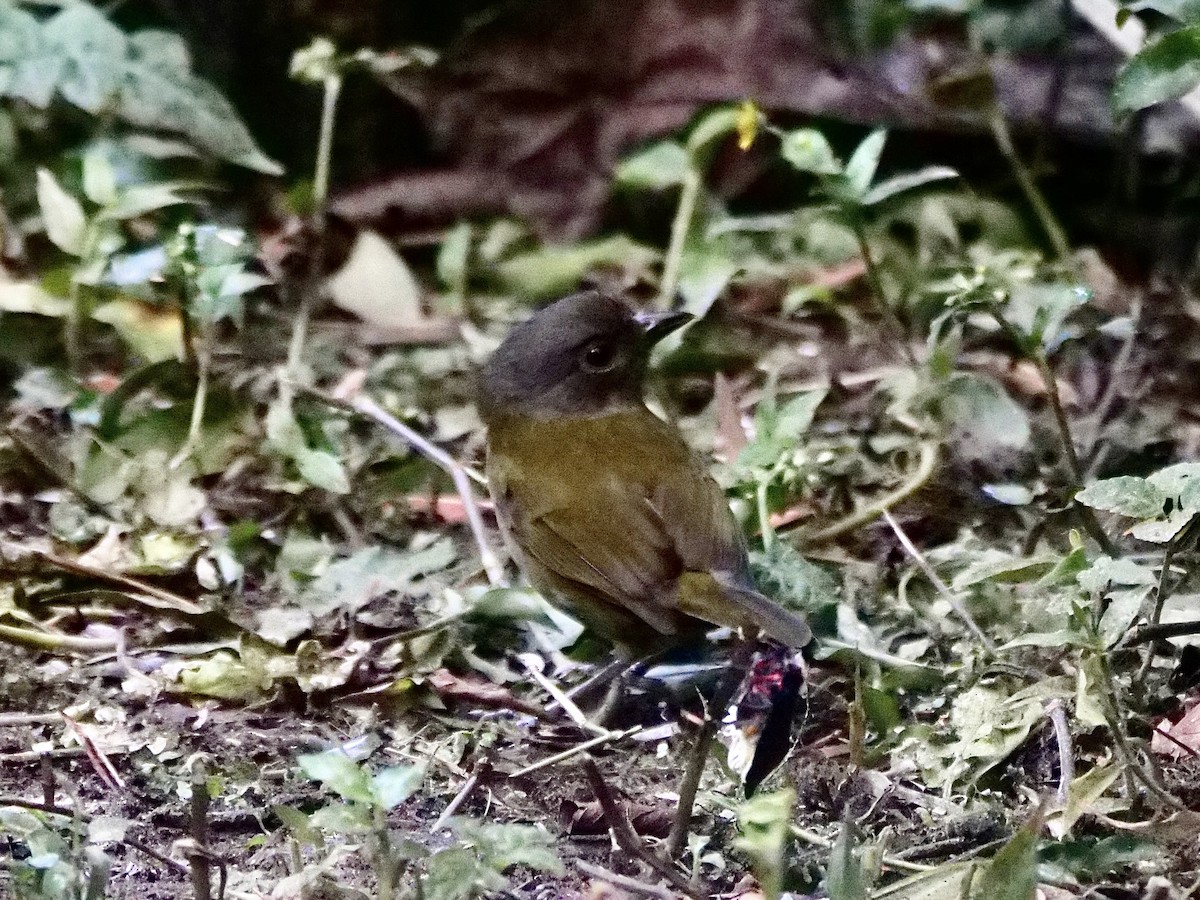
[657,167,702,309]
[988,111,1070,261]
[170,329,210,470]
[286,73,342,381]
[851,219,916,365]
[991,311,1116,555]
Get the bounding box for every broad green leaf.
[968,813,1040,900]
[780,128,841,175]
[36,168,87,256]
[294,448,350,495]
[42,4,126,113]
[82,151,118,206]
[99,181,202,221]
[1047,763,1123,838]
[307,802,371,834]
[371,765,425,811]
[121,30,282,173]
[1146,461,1200,503]
[424,847,506,900]
[297,751,374,805]
[615,141,690,190]
[734,788,794,900]
[1126,0,1200,22]
[1114,25,1200,114]
[449,818,563,875]
[1075,477,1165,519]
[303,541,456,616]
[940,373,1030,458]
[1004,282,1090,352]
[677,245,739,317]
[1129,507,1196,542]
[495,235,658,298]
[844,128,887,197]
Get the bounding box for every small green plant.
[0,806,112,900]
[279,749,561,900]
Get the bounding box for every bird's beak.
[633,309,694,344]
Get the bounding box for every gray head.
[477,291,692,421]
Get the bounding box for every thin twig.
[1045,700,1074,805]
[791,824,935,874]
[575,860,677,899]
[432,757,493,831]
[882,510,995,653]
[514,654,598,732]
[293,384,505,586]
[190,758,212,900]
[509,727,641,779]
[1130,618,1200,645]
[581,757,705,900]
[666,638,755,858]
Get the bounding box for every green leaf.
[99,181,202,221]
[294,448,350,495]
[120,30,282,173]
[733,788,794,900]
[494,236,658,298]
[82,151,118,206]
[371,765,425,811]
[1114,24,1200,114]
[827,822,869,900]
[424,848,506,900]
[450,818,563,875]
[968,813,1040,900]
[861,165,958,206]
[1075,477,1165,519]
[940,373,1031,458]
[303,541,456,616]
[677,246,739,318]
[615,141,690,190]
[297,751,375,805]
[36,168,87,256]
[42,4,127,113]
[1126,0,1200,22]
[844,128,887,197]
[437,221,472,295]
[779,128,842,175]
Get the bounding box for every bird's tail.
[678,571,812,648]
[720,583,813,648]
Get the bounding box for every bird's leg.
[664,638,757,859]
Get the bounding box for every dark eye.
[580,340,618,372]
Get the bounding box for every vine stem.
[657,167,701,309]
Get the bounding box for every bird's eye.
[580,340,618,372]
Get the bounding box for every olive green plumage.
[478,291,811,656]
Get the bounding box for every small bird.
[477,291,811,657]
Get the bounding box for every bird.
[477,290,811,657]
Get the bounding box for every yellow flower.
[736,100,760,150]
